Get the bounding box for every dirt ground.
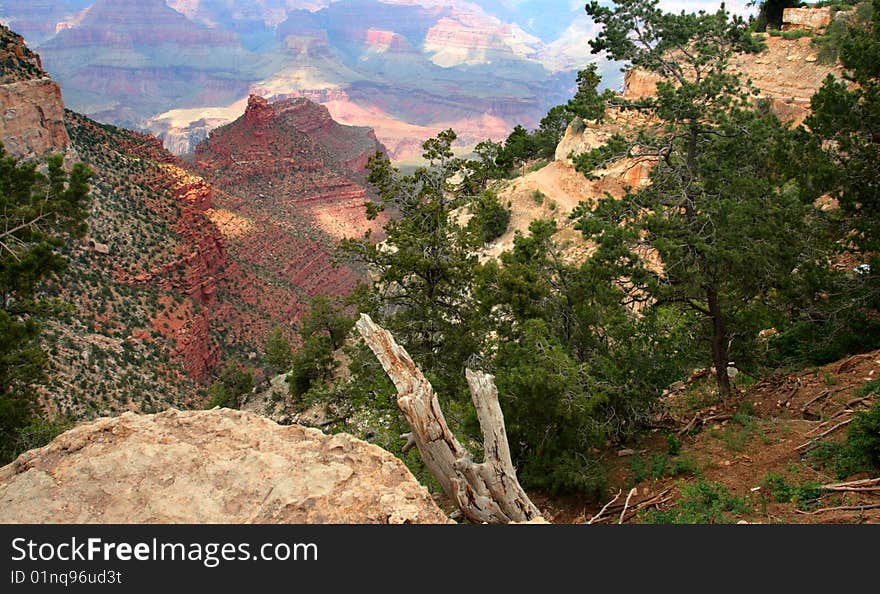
[535,350,880,525]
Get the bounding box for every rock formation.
[2,0,592,159]
[621,34,844,127]
[0,24,69,161]
[782,7,832,32]
[194,95,386,344]
[0,409,450,524]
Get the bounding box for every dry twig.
[619,488,637,525]
[796,418,854,452]
[795,503,880,515]
[800,387,846,419]
[778,379,802,408]
[588,489,622,525]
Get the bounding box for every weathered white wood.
[356,314,542,524]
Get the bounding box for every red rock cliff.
[0,24,69,160]
[193,95,387,347]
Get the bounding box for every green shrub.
[11,416,72,460]
[468,191,511,244]
[762,472,822,510]
[666,433,682,456]
[518,451,607,499]
[264,326,294,373]
[781,29,813,40]
[642,480,748,524]
[847,391,880,469]
[808,384,880,477]
[206,361,253,409]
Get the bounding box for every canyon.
[1,23,383,419]
[0,0,614,160]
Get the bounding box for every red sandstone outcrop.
[191,95,387,349]
[0,409,451,524]
[64,112,230,385]
[0,24,69,160]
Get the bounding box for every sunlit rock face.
[781,7,832,32]
[0,24,69,161]
[0,409,451,524]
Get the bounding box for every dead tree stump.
[356,314,542,524]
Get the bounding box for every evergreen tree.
[0,148,91,462]
[566,63,615,122]
[795,0,880,359]
[497,125,538,172]
[467,190,511,244]
[206,360,253,409]
[264,326,293,373]
[339,130,481,394]
[808,0,880,254]
[286,297,353,399]
[575,0,817,398]
[474,220,693,493]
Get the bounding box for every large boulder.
[0,409,451,524]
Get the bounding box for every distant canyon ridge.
[0,0,622,160]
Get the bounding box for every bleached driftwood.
[356,314,542,524]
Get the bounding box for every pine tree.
[575,0,819,398]
[339,130,481,394]
[0,148,91,461]
[264,326,293,374]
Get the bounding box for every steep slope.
[0,24,70,161]
[551,351,880,525]
[0,408,451,524]
[1,23,218,417]
[193,96,384,345]
[491,16,847,264]
[44,111,233,418]
[3,24,399,420]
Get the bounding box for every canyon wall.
[0,24,69,160]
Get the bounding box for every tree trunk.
[356,314,542,524]
[706,288,732,399]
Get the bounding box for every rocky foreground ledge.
[0,409,451,524]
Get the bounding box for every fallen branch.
[590,488,674,524]
[796,418,854,452]
[778,379,802,408]
[800,388,846,419]
[677,413,734,436]
[820,478,880,493]
[821,478,880,489]
[836,353,874,375]
[588,489,622,525]
[805,408,854,437]
[356,314,541,524]
[795,503,880,515]
[619,495,674,524]
[828,396,874,419]
[619,488,637,525]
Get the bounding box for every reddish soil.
[537,351,880,524]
